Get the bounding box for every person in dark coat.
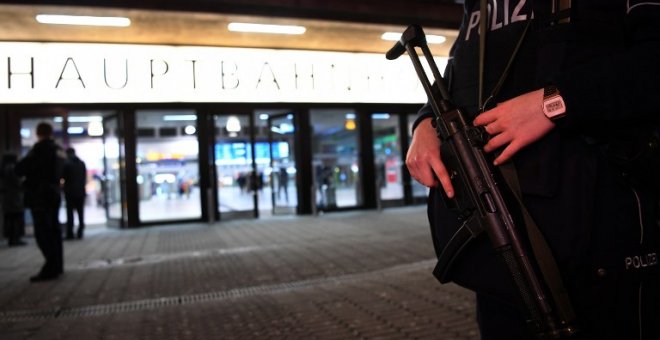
[62,147,87,240]
[15,122,65,282]
[406,1,660,339]
[0,153,26,246]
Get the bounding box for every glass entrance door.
[212,113,257,219]
[102,114,126,227]
[372,113,404,206]
[268,113,297,214]
[20,112,112,228]
[134,110,202,223]
[310,108,363,211]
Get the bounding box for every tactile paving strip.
[0,259,435,323]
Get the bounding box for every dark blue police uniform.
[414,1,660,338]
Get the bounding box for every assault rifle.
[386,25,577,339]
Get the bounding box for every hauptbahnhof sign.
[0,42,447,104]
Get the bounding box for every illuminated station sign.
[0,42,447,104]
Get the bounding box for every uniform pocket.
[515,130,562,197]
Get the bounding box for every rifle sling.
[478,0,577,326]
[499,162,577,325]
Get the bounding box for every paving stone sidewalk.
[0,206,479,339]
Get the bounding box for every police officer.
[407,1,660,338]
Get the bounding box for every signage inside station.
[0,42,447,104]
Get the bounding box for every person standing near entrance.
[0,153,26,246]
[62,147,87,240]
[277,166,289,202]
[15,122,66,282]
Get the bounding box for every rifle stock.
[388,24,576,339]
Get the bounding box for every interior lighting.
[228,23,306,35]
[381,32,446,44]
[87,121,104,137]
[163,115,197,121]
[69,116,103,123]
[271,123,294,134]
[36,14,131,27]
[67,126,85,134]
[345,119,356,131]
[226,116,242,132]
[372,113,391,120]
[184,125,197,135]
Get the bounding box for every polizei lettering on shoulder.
[465,0,534,41]
[624,252,658,270]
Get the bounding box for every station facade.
[0,4,454,228]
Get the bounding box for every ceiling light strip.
[228,23,306,35]
[36,14,131,27]
[381,32,446,44]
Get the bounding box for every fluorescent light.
[426,35,447,44]
[381,32,446,44]
[36,14,131,27]
[163,115,197,121]
[381,32,402,41]
[228,23,306,35]
[67,126,85,134]
[55,116,103,123]
[372,113,391,120]
[68,116,103,123]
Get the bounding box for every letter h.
[8,57,35,89]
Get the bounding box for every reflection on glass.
[136,110,201,222]
[408,113,430,199]
[103,116,123,220]
[310,108,362,210]
[372,113,404,201]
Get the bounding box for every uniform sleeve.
[553,2,660,129]
[411,101,435,133]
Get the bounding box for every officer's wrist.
[542,84,567,122]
